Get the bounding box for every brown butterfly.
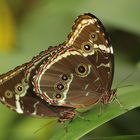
[0,13,116,123]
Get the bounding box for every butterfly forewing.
[64,13,114,90]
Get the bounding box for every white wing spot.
[110,46,113,54]
[99,45,110,53]
[84,84,89,90]
[85,92,89,96]
[15,95,23,114]
[32,101,39,115]
[96,30,100,33]
[97,63,110,68]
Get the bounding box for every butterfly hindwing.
[32,46,103,108]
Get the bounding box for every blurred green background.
[0,0,140,140]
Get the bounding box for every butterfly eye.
[55,93,62,99]
[15,83,24,95]
[84,44,91,51]
[61,74,68,81]
[54,82,66,91]
[90,33,98,41]
[57,83,64,90]
[75,63,90,77]
[53,93,64,100]
[78,65,86,73]
[5,90,13,98]
[81,43,93,53]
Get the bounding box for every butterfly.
[0,13,116,123]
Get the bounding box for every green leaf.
[9,117,57,140]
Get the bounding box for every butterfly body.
[0,13,115,123]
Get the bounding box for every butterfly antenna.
[115,70,135,89]
[117,85,133,89]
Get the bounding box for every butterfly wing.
[33,46,103,108]
[64,13,114,90]
[0,65,60,117]
[25,46,60,88]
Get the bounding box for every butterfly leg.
[114,95,129,111]
[109,89,128,111]
[76,111,90,122]
[98,102,103,117]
